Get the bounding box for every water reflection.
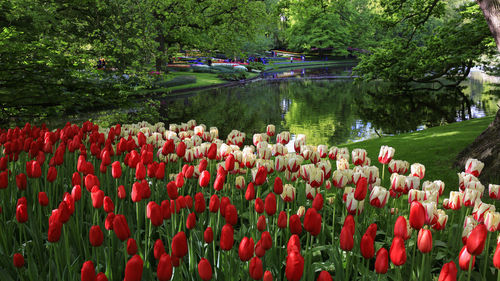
[87,68,499,147]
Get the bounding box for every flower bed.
[0,120,499,281]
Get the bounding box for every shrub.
[217,72,247,81]
[247,62,265,71]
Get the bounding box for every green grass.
[339,116,494,195]
[264,60,357,71]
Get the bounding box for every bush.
[155,75,197,88]
[166,65,192,72]
[217,72,247,81]
[247,62,265,71]
[191,65,213,73]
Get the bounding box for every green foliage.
[217,72,247,81]
[355,1,495,86]
[247,62,266,71]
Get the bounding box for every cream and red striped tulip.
[266,124,275,137]
[294,137,306,154]
[337,148,350,162]
[369,186,389,208]
[489,184,500,200]
[473,201,495,223]
[352,149,367,166]
[332,170,348,189]
[388,159,409,174]
[345,190,365,215]
[378,145,395,165]
[408,190,425,203]
[405,176,420,192]
[336,158,349,171]
[272,143,287,156]
[316,160,332,179]
[432,209,448,231]
[462,216,478,245]
[287,155,303,173]
[448,191,464,210]
[484,211,500,232]
[277,131,290,145]
[317,145,328,158]
[328,146,339,160]
[422,201,438,225]
[411,163,425,179]
[308,167,324,188]
[275,156,286,172]
[458,172,479,191]
[363,166,379,184]
[281,184,296,202]
[305,184,317,200]
[463,189,481,207]
[424,190,439,205]
[465,158,484,177]
[391,173,406,194]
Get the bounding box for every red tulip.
[198,258,212,281]
[124,255,143,281]
[127,238,138,255]
[104,213,115,230]
[209,194,219,213]
[154,239,165,260]
[199,170,210,187]
[176,141,186,157]
[254,166,267,185]
[135,162,146,180]
[225,204,238,226]
[0,171,7,189]
[89,225,103,247]
[304,208,322,236]
[81,260,96,281]
[265,193,277,216]
[186,212,196,229]
[340,225,354,251]
[162,139,174,155]
[417,228,433,253]
[113,214,131,241]
[257,215,267,232]
[111,161,122,178]
[249,257,264,280]
[16,203,28,223]
[354,177,367,201]
[409,201,425,230]
[394,216,408,240]
[207,143,217,159]
[360,232,375,259]
[312,193,324,211]
[157,253,173,281]
[103,196,114,213]
[220,224,234,251]
[220,197,230,216]
[254,241,265,258]
[274,177,283,194]
[13,253,24,268]
[261,231,273,251]
[175,172,184,188]
[148,202,163,227]
[225,154,235,171]
[238,237,255,261]
[47,220,62,242]
[16,173,27,190]
[278,211,287,229]
[156,162,165,180]
[458,245,475,270]
[166,181,178,200]
[343,215,355,235]
[287,235,301,254]
[438,261,458,281]
[494,242,500,269]
[172,231,188,258]
[246,183,256,201]
[90,186,104,209]
[255,198,264,214]
[316,271,332,281]
[375,248,389,274]
[72,185,82,201]
[289,214,302,235]
[72,172,81,187]
[366,223,377,240]
[194,192,206,213]
[38,192,49,206]
[263,270,273,281]
[390,236,406,266]
[96,273,107,281]
[47,166,57,182]
[285,250,304,281]
[204,227,214,243]
[466,224,487,256]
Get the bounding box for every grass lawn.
[339,116,494,195]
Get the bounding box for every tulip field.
[1,120,500,281]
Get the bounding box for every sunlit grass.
[340,116,494,194]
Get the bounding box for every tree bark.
[477,0,500,52]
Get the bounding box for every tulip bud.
[466,224,487,255]
[390,236,406,266]
[375,248,389,274]
[124,255,143,281]
[157,254,173,281]
[459,245,475,270]
[417,228,432,253]
[81,260,96,281]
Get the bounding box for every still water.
[93,65,500,147]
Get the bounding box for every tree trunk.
[155,32,165,72]
[477,0,500,52]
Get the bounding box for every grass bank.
[264,60,357,71]
[339,116,494,195]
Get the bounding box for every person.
[207,58,212,66]
[301,55,305,61]
[290,56,293,63]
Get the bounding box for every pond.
[91,64,500,147]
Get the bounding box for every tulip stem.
[420,253,425,281]
[467,254,473,281]
[482,232,491,281]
